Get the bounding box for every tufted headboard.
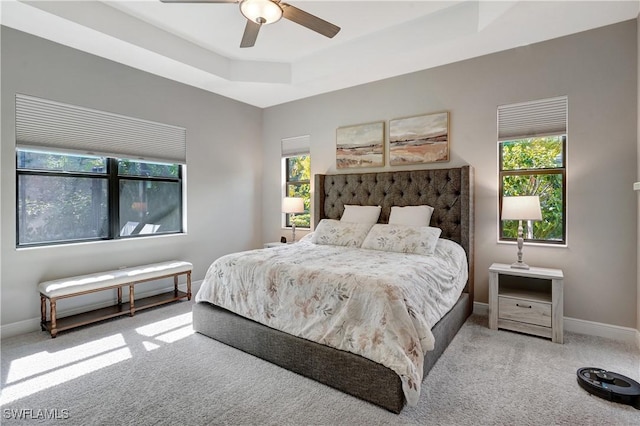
[314,165,474,297]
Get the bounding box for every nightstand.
[488,263,564,343]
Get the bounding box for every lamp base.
[511,261,530,270]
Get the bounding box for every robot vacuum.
[577,367,640,409]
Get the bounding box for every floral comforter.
[195,234,468,406]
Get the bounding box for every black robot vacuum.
[577,367,640,409]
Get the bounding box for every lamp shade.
[282,197,305,214]
[240,0,283,25]
[501,196,542,221]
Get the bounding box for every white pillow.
[388,205,435,227]
[311,219,373,247]
[361,224,442,256]
[340,205,382,224]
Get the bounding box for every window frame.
[498,135,567,245]
[16,151,183,247]
[283,154,310,229]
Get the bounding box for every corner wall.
[637,12,640,347]
[264,20,638,329]
[1,27,264,335]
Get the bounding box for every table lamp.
[501,195,542,270]
[282,197,305,242]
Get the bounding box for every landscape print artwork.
[336,121,384,169]
[389,112,449,165]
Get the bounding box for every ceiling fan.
[160,0,341,48]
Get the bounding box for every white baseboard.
[1,317,42,340]
[473,302,489,316]
[473,301,639,345]
[0,280,203,339]
[564,316,638,345]
[2,291,636,344]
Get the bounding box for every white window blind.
[498,96,568,141]
[15,94,187,163]
[281,135,310,157]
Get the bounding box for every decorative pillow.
[388,205,435,227]
[311,219,373,247]
[298,232,314,243]
[361,224,442,256]
[340,205,382,224]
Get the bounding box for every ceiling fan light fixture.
[240,0,283,25]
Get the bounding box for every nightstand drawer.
[498,296,551,327]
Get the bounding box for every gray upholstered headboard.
[314,165,474,298]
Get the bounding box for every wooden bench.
[39,260,192,338]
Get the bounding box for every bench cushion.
[39,260,193,298]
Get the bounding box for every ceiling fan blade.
[281,3,340,38]
[240,20,261,48]
[159,1,237,3]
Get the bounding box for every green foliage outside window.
[500,136,565,243]
[17,151,108,244]
[118,159,179,178]
[17,150,106,173]
[286,155,311,228]
[18,174,108,244]
[16,149,182,246]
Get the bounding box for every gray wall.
[637,13,640,338]
[263,21,638,328]
[2,20,638,334]
[1,27,263,332]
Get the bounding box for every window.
[17,149,183,246]
[14,94,187,247]
[498,97,567,245]
[499,137,566,243]
[284,155,311,228]
[281,135,311,229]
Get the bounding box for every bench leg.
[187,271,192,301]
[129,285,135,316]
[117,287,122,305]
[174,275,178,296]
[40,295,47,331]
[50,299,58,338]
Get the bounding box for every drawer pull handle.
[516,303,532,309]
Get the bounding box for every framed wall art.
[336,121,384,169]
[389,111,449,165]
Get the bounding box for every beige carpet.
[1,300,638,425]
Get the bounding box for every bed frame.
[193,165,474,413]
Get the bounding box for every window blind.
[15,94,187,163]
[281,135,310,157]
[498,96,567,141]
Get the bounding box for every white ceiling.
[2,1,639,108]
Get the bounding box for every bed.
[193,165,474,413]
